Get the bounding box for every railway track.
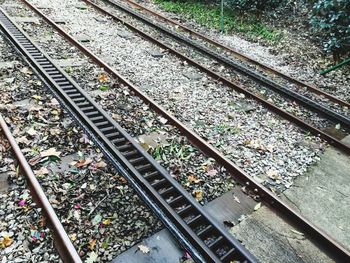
[0,9,257,262]
[85,0,350,126]
[60,0,350,154]
[1,2,349,262]
[118,0,350,110]
[0,115,82,262]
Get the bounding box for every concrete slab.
[281,136,350,250]
[112,229,183,263]
[112,137,350,262]
[230,207,333,263]
[13,17,40,24]
[113,187,257,262]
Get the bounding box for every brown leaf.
[187,175,201,184]
[34,167,49,177]
[98,73,109,83]
[95,161,107,168]
[74,159,92,168]
[194,190,203,201]
[40,148,61,158]
[88,239,97,251]
[0,235,13,248]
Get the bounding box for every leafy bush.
[310,0,350,60]
[154,0,281,41]
[227,0,285,13]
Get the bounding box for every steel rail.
[0,115,82,263]
[0,8,257,263]
[121,0,350,109]
[20,1,350,261]
[99,0,350,129]
[82,0,349,154]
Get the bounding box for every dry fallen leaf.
[207,169,218,176]
[290,229,304,236]
[74,159,92,168]
[31,94,41,100]
[102,219,112,225]
[138,244,150,254]
[194,190,203,201]
[98,73,109,83]
[158,116,168,124]
[69,233,77,241]
[16,136,31,145]
[86,251,98,263]
[26,127,37,136]
[40,148,61,158]
[34,167,49,177]
[20,67,32,75]
[254,202,262,211]
[88,239,97,251]
[187,175,201,184]
[266,169,280,180]
[96,161,107,168]
[0,235,13,248]
[73,210,81,221]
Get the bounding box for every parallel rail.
[81,0,350,154]
[0,8,257,263]
[98,0,350,128]
[17,2,350,262]
[121,0,350,109]
[0,115,82,263]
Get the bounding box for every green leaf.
[92,214,102,226]
[99,85,109,91]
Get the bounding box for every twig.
[88,190,109,217]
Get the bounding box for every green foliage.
[310,0,350,58]
[227,0,285,12]
[154,0,281,41]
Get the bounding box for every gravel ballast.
[0,129,60,262]
[0,33,161,262]
[14,0,327,193]
[138,0,350,104]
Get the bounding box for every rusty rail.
[0,115,81,263]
